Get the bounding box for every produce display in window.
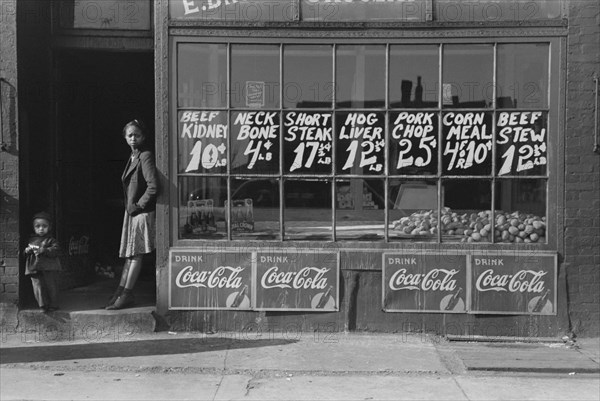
[336,112,385,175]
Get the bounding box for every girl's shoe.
[106,293,134,310]
[105,288,124,309]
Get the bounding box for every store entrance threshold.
[16,279,158,340]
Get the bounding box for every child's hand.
[25,246,33,254]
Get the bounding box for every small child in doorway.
[24,212,62,312]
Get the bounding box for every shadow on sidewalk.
[0,337,296,364]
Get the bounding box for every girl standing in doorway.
[106,119,158,310]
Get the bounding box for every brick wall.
[0,0,19,307]
[565,0,600,337]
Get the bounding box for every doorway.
[54,50,155,306]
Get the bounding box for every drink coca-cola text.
[175,265,244,289]
[261,266,329,290]
[389,268,458,292]
[475,269,546,293]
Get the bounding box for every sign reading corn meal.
[383,253,467,313]
[470,253,557,315]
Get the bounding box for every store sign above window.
[170,0,300,21]
[169,0,431,22]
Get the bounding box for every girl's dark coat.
[122,148,158,216]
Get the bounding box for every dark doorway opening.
[50,50,156,309]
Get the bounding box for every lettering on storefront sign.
[470,254,556,315]
[338,112,385,173]
[171,0,299,21]
[233,111,279,170]
[497,112,547,175]
[179,111,228,173]
[391,111,437,172]
[284,112,332,172]
[442,112,492,173]
[383,253,467,313]
[169,250,253,310]
[255,251,339,311]
[301,0,430,22]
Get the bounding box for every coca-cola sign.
[470,254,557,315]
[383,253,467,313]
[169,250,252,310]
[255,251,339,311]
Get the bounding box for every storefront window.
[175,41,551,244]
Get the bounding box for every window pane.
[230,178,280,240]
[497,44,549,109]
[336,45,385,108]
[390,45,439,108]
[336,112,385,175]
[497,111,548,176]
[231,111,280,174]
[441,180,492,243]
[442,112,493,175]
[389,179,438,242]
[178,44,226,108]
[389,111,439,175]
[284,179,332,240]
[231,45,280,108]
[336,179,384,240]
[495,179,546,244]
[178,110,228,174]
[179,177,227,240]
[443,45,493,108]
[283,45,333,108]
[283,111,333,174]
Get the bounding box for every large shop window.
[176,42,551,244]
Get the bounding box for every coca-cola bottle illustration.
[444,287,463,311]
[315,286,334,309]
[275,289,289,308]
[532,288,551,313]
[230,285,248,308]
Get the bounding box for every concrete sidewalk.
[1,329,598,376]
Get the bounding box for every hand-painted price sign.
[390,111,438,175]
[336,112,385,174]
[497,112,547,176]
[169,250,253,310]
[284,112,332,174]
[231,111,280,174]
[470,253,557,315]
[178,111,228,174]
[442,112,492,175]
[255,251,339,311]
[383,253,468,313]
